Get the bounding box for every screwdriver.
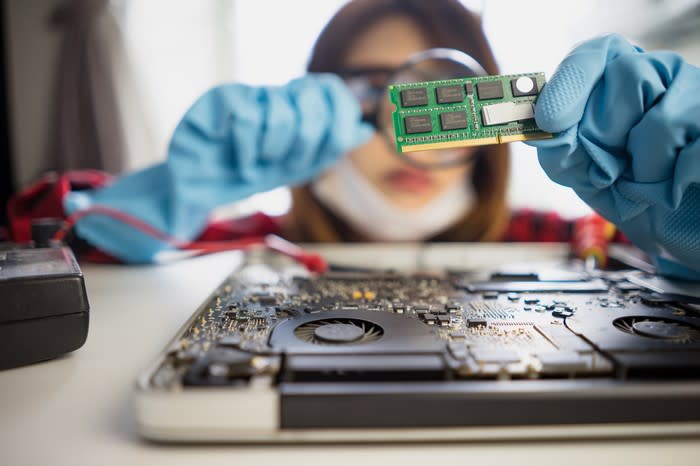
[572,213,616,271]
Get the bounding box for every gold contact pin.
[400,132,552,153]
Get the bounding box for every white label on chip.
[515,76,535,94]
[481,102,535,126]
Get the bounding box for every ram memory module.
[389,72,553,153]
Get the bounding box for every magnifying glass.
[342,48,488,169]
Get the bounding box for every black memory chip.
[440,111,468,131]
[465,82,473,95]
[435,85,464,104]
[400,88,429,107]
[404,114,433,134]
[476,81,504,100]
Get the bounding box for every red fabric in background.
[7,170,113,243]
[501,209,572,243]
[8,169,622,262]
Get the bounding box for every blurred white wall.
[120,0,348,216]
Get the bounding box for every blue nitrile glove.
[526,34,700,279]
[64,74,374,263]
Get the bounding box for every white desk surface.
[2,244,699,466]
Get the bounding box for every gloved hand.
[64,74,374,263]
[527,34,700,279]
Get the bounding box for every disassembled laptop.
[135,247,700,442]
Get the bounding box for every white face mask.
[311,156,474,242]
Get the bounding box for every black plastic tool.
[0,244,89,370]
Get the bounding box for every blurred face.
[342,16,474,210]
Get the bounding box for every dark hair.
[285,0,510,242]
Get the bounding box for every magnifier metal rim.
[397,47,488,78]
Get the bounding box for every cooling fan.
[294,318,384,345]
[269,310,445,354]
[613,316,700,344]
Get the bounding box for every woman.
[30,0,700,278]
[286,0,512,244]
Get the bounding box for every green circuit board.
[389,72,553,153]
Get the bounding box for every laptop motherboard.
[138,250,700,437]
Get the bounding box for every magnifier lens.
[377,50,487,169]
